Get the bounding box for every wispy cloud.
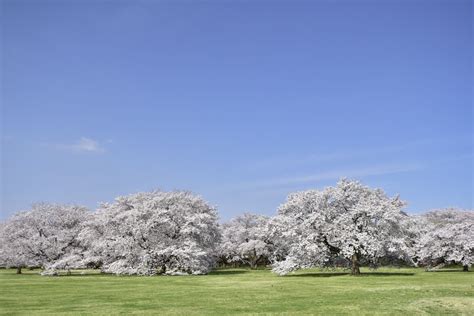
[69,137,105,153]
[245,138,441,171]
[240,163,421,190]
[47,137,106,153]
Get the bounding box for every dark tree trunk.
[351,254,360,275]
[16,267,22,274]
[160,265,167,274]
[250,251,258,269]
[463,265,469,272]
[249,258,257,269]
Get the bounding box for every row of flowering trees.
[0,179,472,276]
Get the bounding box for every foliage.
[0,180,472,277]
[0,203,90,274]
[219,213,272,268]
[415,208,474,269]
[79,191,220,275]
[271,179,414,275]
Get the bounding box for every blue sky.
[1,0,472,220]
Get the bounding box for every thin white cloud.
[240,163,421,190]
[246,138,441,170]
[57,137,106,153]
[74,137,105,153]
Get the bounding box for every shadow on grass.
[18,271,109,277]
[2,272,107,277]
[288,272,415,277]
[53,273,110,277]
[208,270,250,275]
[360,272,415,276]
[287,272,349,278]
[8,269,252,277]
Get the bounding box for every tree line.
[0,179,472,276]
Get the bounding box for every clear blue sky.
[1,0,472,220]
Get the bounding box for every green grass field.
[0,267,473,315]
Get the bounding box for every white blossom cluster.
[79,191,220,275]
[218,213,272,268]
[0,180,472,276]
[414,209,473,270]
[0,191,220,276]
[0,203,90,275]
[268,179,416,275]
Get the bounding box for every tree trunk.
[160,265,166,275]
[463,265,469,272]
[16,267,22,274]
[351,254,360,275]
[250,252,258,269]
[250,259,257,269]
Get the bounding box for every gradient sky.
[1,0,472,220]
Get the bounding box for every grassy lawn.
[0,267,473,315]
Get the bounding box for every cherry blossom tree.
[272,179,413,275]
[0,203,90,274]
[265,215,293,266]
[79,191,220,275]
[0,222,36,274]
[219,213,272,268]
[415,208,474,271]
